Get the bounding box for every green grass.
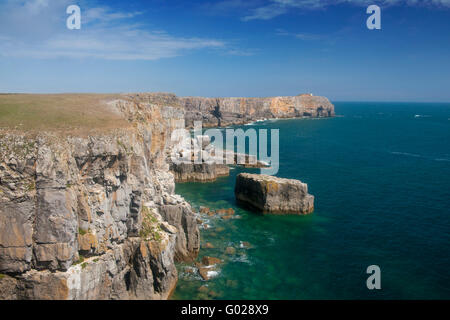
[25,180,36,191]
[0,94,129,133]
[139,206,163,242]
[74,255,85,265]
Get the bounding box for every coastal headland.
[0,93,334,299]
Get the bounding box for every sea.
[172,102,450,299]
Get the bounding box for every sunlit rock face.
[235,173,314,215]
[180,94,335,128]
[0,96,199,300]
[0,92,331,299]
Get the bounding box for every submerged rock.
[225,247,236,255]
[203,242,214,249]
[240,241,252,249]
[199,206,210,214]
[235,173,314,215]
[197,285,209,293]
[201,256,222,266]
[226,279,238,288]
[215,208,234,215]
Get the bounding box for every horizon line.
[0,92,449,104]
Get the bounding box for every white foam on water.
[231,254,252,265]
[207,270,220,279]
[414,114,431,118]
[391,151,449,163]
[391,151,421,158]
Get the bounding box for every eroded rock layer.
[0,97,200,300]
[0,92,332,299]
[235,173,314,215]
[133,92,334,128]
[181,94,334,127]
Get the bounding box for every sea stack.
[234,173,314,215]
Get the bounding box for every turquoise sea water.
[172,102,450,300]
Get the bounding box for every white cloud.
[0,1,227,60]
[276,29,323,40]
[242,3,288,21]
[24,0,50,14]
[83,7,144,25]
[241,0,450,21]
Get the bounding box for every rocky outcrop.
[0,91,331,299]
[181,94,334,127]
[0,96,200,300]
[234,173,314,215]
[170,162,230,182]
[137,92,335,127]
[169,134,267,182]
[159,204,200,262]
[0,236,177,300]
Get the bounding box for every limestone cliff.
[180,94,335,127]
[235,173,314,215]
[132,92,334,127]
[0,92,333,299]
[0,96,200,299]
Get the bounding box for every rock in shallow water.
[234,173,314,215]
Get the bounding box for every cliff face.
[0,92,334,299]
[181,94,335,127]
[0,97,200,300]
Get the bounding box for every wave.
[391,151,450,162]
[231,254,252,265]
[206,270,220,279]
[391,151,421,158]
[414,114,431,118]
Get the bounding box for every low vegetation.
[0,94,129,133]
[74,255,85,265]
[139,206,163,242]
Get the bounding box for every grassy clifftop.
[0,94,129,133]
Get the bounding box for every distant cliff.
[133,92,335,128]
[180,94,335,127]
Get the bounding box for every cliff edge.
[0,92,334,299]
[0,94,200,299]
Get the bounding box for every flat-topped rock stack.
[234,173,314,215]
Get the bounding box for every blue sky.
[0,0,449,101]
